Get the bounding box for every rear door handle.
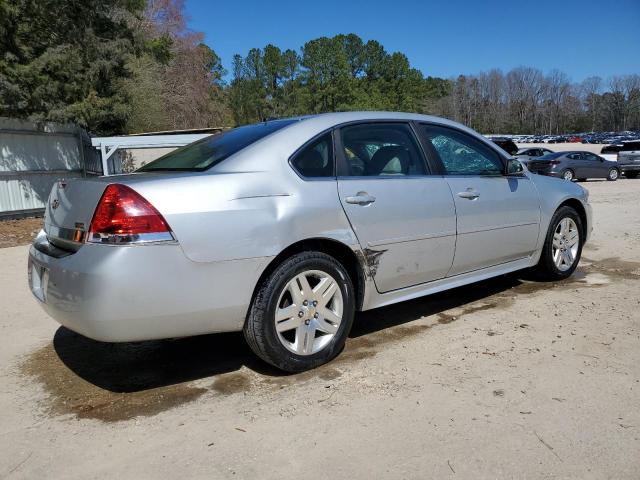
[345,192,376,206]
[457,190,480,200]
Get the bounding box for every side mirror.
[506,158,524,175]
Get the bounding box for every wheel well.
[252,238,366,311]
[558,198,588,237]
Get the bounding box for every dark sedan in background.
[523,151,620,181]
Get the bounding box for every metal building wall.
[0,118,98,218]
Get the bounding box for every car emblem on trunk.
[51,199,60,210]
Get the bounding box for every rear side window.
[139,119,297,172]
[339,123,426,177]
[422,125,504,175]
[290,134,334,178]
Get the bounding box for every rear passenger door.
[582,152,605,178]
[336,122,457,293]
[418,124,541,275]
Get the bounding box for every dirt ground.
[0,217,42,248]
[0,179,639,479]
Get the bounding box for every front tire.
[244,252,355,372]
[607,168,619,181]
[532,206,583,281]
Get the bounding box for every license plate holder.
[28,258,49,302]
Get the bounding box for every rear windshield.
[620,141,640,152]
[138,119,298,172]
[601,145,622,154]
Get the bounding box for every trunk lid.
[43,178,109,251]
[526,160,553,173]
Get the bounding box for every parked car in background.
[516,147,555,159]
[489,137,519,155]
[525,151,620,181]
[617,141,640,178]
[600,144,622,162]
[28,112,592,372]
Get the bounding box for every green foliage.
[228,33,450,125]
[0,0,145,134]
[0,0,232,135]
[147,34,174,65]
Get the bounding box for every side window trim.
[416,123,508,177]
[335,120,432,179]
[288,129,337,180]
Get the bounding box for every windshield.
[138,119,299,172]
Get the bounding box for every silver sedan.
[29,112,592,372]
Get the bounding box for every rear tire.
[561,169,574,181]
[625,171,639,179]
[244,251,355,372]
[607,168,619,181]
[532,206,583,281]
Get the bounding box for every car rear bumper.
[28,232,271,342]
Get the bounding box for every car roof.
[299,111,468,129]
[289,111,497,145]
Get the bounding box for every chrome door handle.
[457,191,480,200]
[345,192,376,205]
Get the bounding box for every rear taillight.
[88,184,174,244]
[549,160,561,165]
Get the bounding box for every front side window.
[339,123,426,177]
[421,125,504,175]
[567,153,583,160]
[290,134,334,177]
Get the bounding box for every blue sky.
[186,0,640,82]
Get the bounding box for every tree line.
[0,0,230,135]
[1,0,638,136]
[440,68,640,134]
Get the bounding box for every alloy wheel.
[552,218,580,271]
[274,270,344,355]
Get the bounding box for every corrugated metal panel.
[0,132,81,172]
[0,172,83,214]
[0,117,93,216]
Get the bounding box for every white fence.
[0,118,100,218]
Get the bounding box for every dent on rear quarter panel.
[132,170,359,264]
